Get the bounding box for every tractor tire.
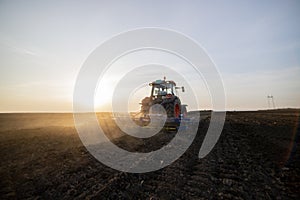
[164,98,181,119]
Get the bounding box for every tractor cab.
[150,79,177,98]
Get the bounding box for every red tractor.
[139,77,187,130]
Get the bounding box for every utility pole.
[267,95,276,109]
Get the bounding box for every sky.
[0,0,299,112]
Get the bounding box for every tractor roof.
[150,79,176,86]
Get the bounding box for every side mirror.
[182,86,185,92]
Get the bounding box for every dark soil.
[0,109,299,199]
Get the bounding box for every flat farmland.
[0,110,299,199]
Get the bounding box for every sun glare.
[94,81,114,111]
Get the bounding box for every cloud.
[12,46,38,56]
[0,34,39,57]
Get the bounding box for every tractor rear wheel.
[165,99,181,118]
[164,99,181,132]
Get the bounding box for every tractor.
[138,77,187,130]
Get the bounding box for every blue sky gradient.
[0,0,299,111]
